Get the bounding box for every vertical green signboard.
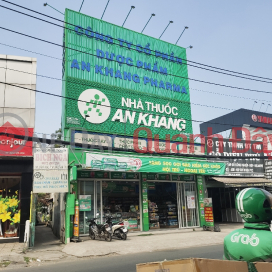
[63,9,192,141]
[196,175,205,226]
[141,173,149,231]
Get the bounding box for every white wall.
[0,55,37,128]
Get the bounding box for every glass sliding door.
[78,180,102,235]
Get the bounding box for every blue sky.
[1,0,272,138]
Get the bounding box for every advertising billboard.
[0,55,36,157]
[206,138,264,177]
[62,9,192,145]
[33,148,68,193]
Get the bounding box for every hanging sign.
[85,152,226,175]
[33,148,68,193]
[79,195,92,211]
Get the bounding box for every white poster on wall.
[187,195,196,209]
[33,148,68,193]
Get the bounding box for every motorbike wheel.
[120,232,127,240]
[89,230,95,240]
[105,232,112,242]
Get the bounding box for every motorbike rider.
[224,188,272,262]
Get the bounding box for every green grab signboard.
[85,152,226,175]
[63,9,192,141]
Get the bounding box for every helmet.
[235,188,272,223]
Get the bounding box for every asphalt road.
[16,244,224,272]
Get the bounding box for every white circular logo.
[207,139,214,147]
[252,114,257,122]
[78,89,111,124]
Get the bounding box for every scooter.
[112,220,128,240]
[87,215,112,242]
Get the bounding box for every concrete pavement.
[0,223,242,270]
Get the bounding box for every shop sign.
[77,171,110,178]
[73,131,112,147]
[204,198,214,227]
[206,138,264,177]
[146,173,170,180]
[0,122,33,157]
[69,165,77,182]
[72,130,203,155]
[114,136,147,151]
[142,181,149,216]
[79,195,92,211]
[111,172,139,179]
[172,175,194,181]
[187,195,196,209]
[33,148,68,193]
[149,140,176,153]
[63,9,193,141]
[85,153,226,175]
[264,160,272,180]
[197,176,205,226]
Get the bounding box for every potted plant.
[0,195,20,238]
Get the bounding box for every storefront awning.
[211,177,272,186]
[83,152,226,175]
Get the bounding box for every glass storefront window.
[102,180,140,230]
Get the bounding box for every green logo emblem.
[78,89,111,124]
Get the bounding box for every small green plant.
[24,257,30,264]
[138,233,154,236]
[0,261,11,267]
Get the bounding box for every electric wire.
[1,131,270,159]
[1,2,272,84]
[0,80,263,129]
[1,25,272,96]
[0,66,236,111]
[1,0,272,80]
[0,41,269,105]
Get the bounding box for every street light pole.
[43,3,64,15]
[175,26,188,45]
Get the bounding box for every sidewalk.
[0,223,242,269]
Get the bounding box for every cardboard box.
[254,262,272,272]
[136,258,249,272]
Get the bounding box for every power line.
[0,42,61,60]
[0,65,236,111]
[0,80,263,129]
[0,41,270,105]
[1,131,270,159]
[2,0,272,82]
[1,25,272,96]
[1,1,272,84]
[1,41,270,108]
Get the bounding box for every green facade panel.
[63,9,193,140]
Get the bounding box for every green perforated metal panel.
[63,9,193,139]
[65,77,192,138]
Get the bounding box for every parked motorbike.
[87,215,112,242]
[112,220,128,240]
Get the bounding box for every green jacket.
[224,223,272,262]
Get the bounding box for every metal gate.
[177,182,199,228]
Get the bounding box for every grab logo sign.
[78,89,111,124]
[231,232,259,247]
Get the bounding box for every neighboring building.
[0,55,37,242]
[61,9,226,243]
[200,109,272,223]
